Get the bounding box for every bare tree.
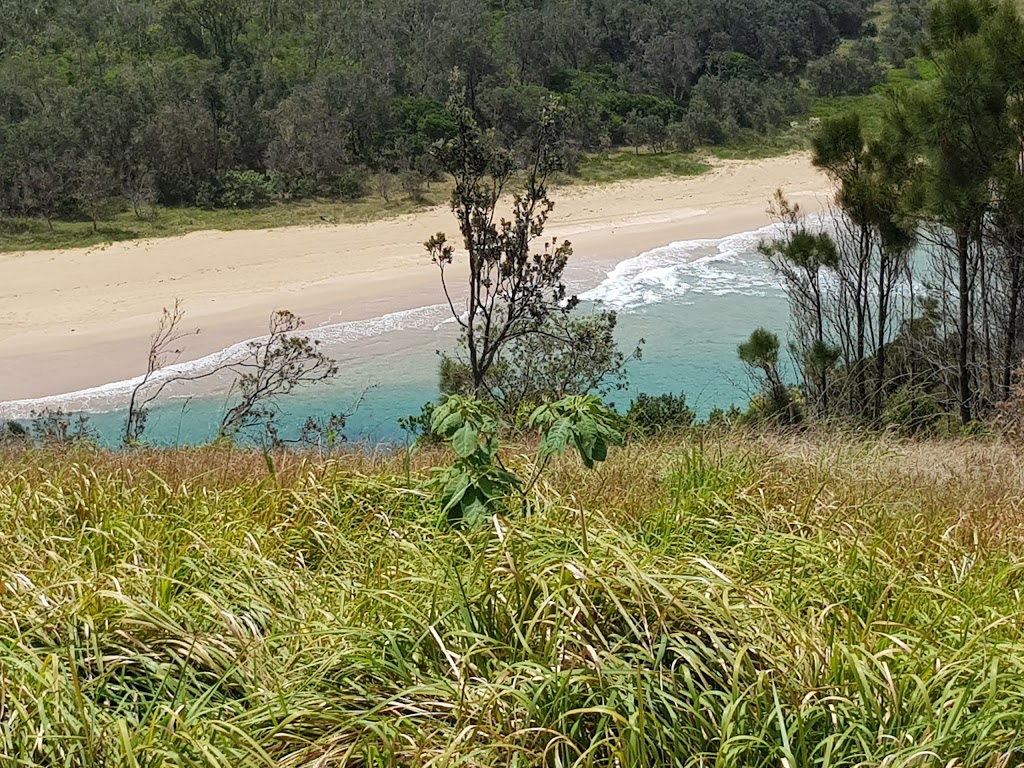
[218,310,338,437]
[124,300,200,446]
[426,86,576,396]
[125,164,158,221]
[29,409,97,447]
[124,306,339,445]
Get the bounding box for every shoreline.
[0,154,832,406]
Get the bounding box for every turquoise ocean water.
[3,224,791,446]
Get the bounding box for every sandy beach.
[0,153,831,403]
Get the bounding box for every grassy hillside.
[2,432,1023,766]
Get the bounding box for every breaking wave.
[581,224,787,311]
[1,222,796,420]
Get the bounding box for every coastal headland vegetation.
[736,0,1024,433]
[3,432,1024,764]
[6,0,1024,764]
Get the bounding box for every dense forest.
[0,0,924,225]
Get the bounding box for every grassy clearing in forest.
[0,151,715,254]
[808,56,939,138]
[569,151,713,185]
[2,432,1023,766]
[0,190,451,254]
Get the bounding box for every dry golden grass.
[3,431,1023,766]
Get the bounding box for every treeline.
[738,0,1024,434]
[0,0,920,226]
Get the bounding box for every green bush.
[218,170,276,208]
[626,392,696,436]
[398,401,439,443]
[707,404,743,428]
[881,387,945,435]
[667,121,697,153]
[193,178,221,209]
[1,420,29,444]
[742,386,806,426]
[275,173,322,200]
[333,172,368,200]
[806,52,885,97]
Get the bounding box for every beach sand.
[0,153,832,402]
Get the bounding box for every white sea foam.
[0,304,450,419]
[581,223,786,310]
[1,222,793,420]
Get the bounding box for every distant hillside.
[0,0,920,238]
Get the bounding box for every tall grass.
[0,190,447,254]
[2,433,1023,766]
[570,151,713,185]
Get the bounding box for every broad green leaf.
[432,403,463,436]
[527,403,554,429]
[440,470,472,513]
[539,418,572,461]
[475,475,503,501]
[574,435,595,468]
[451,422,479,458]
[460,490,490,527]
[489,467,524,490]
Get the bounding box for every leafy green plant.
[430,393,622,526]
[399,400,439,442]
[528,394,624,469]
[738,327,804,425]
[218,170,277,208]
[430,395,522,527]
[881,386,945,435]
[707,403,743,428]
[1,420,29,444]
[333,171,368,200]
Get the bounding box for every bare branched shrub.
[375,172,394,202]
[124,306,340,445]
[264,386,374,454]
[124,299,200,446]
[400,170,426,203]
[29,408,97,447]
[218,310,338,438]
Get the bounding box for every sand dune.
[0,153,831,401]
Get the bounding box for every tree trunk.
[853,223,870,415]
[1002,235,1023,395]
[875,254,889,421]
[957,229,972,425]
[855,279,868,414]
[978,231,995,402]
